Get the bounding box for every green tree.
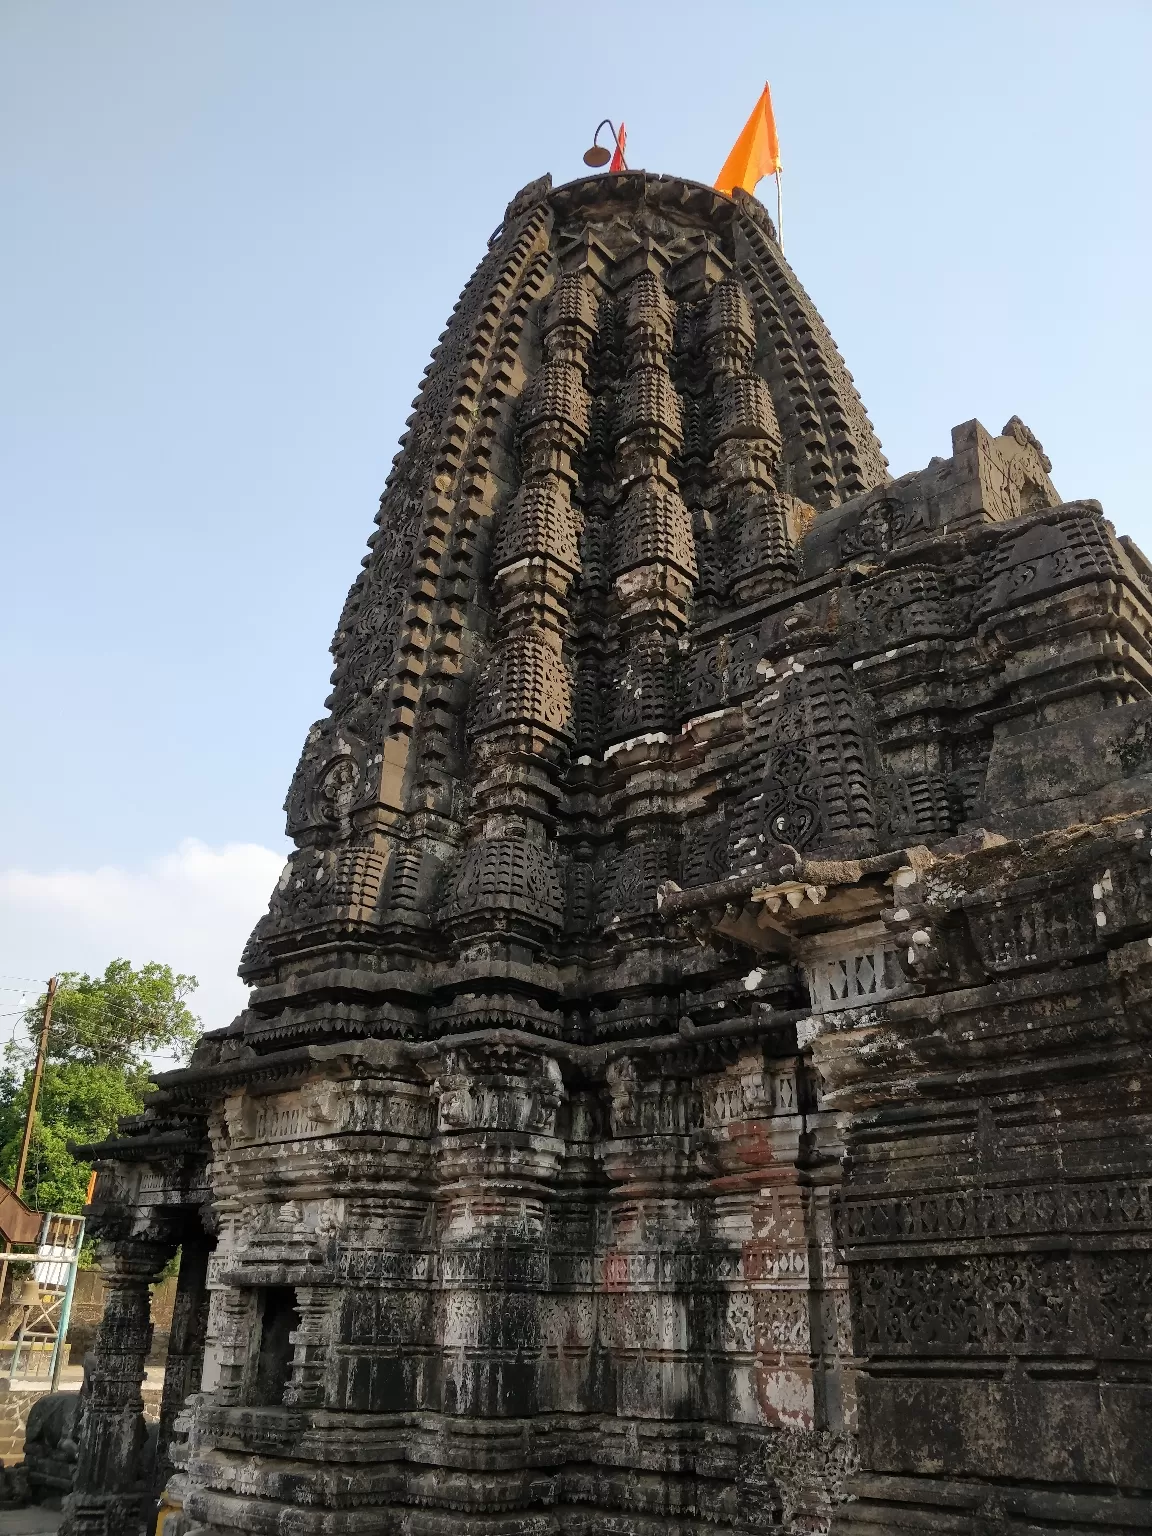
[0,960,200,1214]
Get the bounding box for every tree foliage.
[0,960,200,1214]
[34,959,200,1073]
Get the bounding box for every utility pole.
[0,977,56,1314]
[15,976,56,1200]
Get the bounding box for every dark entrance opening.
[250,1286,300,1405]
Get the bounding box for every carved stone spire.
[241,172,888,1025]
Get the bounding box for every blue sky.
[2,0,1150,1030]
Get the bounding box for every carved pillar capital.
[99,1238,173,1286]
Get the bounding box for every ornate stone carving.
[447,838,564,926]
[74,170,1152,1536]
[468,632,574,738]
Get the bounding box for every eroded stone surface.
[66,171,1152,1536]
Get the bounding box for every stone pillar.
[600,1055,704,1427]
[432,1042,564,1425]
[62,1239,171,1536]
[153,1232,212,1495]
[283,1285,330,1409]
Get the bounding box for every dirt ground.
[0,1508,63,1534]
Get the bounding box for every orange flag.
[609,122,627,173]
[714,84,781,196]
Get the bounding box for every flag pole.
[776,171,783,254]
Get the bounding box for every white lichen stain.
[604,732,670,759]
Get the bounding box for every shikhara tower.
[73,172,1152,1536]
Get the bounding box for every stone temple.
[71,170,1152,1536]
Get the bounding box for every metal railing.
[0,1211,86,1390]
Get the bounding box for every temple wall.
[169,1035,856,1533]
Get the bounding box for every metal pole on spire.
[776,170,783,254]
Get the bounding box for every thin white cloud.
[0,840,285,1049]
